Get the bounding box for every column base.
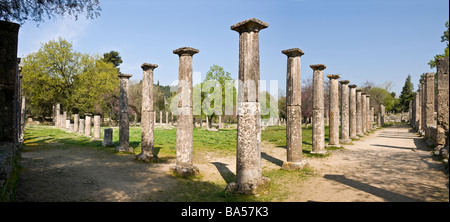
[135,151,158,162]
[115,146,134,153]
[326,143,341,148]
[102,141,114,147]
[310,150,327,155]
[340,138,352,144]
[170,164,200,178]
[225,177,270,195]
[350,135,359,140]
[281,160,309,171]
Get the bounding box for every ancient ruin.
[116,74,133,153]
[225,18,270,194]
[327,74,340,147]
[310,64,327,154]
[136,63,158,162]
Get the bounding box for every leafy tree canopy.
[0,0,101,24]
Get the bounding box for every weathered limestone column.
[116,74,133,153]
[424,73,435,134]
[281,48,308,170]
[366,95,371,131]
[356,89,363,136]
[411,96,416,128]
[436,58,449,147]
[172,47,200,177]
[349,84,358,139]
[414,92,420,130]
[78,118,85,135]
[74,114,79,133]
[327,74,341,147]
[102,128,114,147]
[160,111,163,125]
[340,80,351,143]
[93,115,101,140]
[370,106,375,129]
[361,93,367,134]
[65,119,70,130]
[55,103,60,126]
[84,113,92,137]
[218,116,223,129]
[226,18,270,194]
[380,103,386,126]
[419,80,425,134]
[136,63,158,162]
[311,64,327,154]
[62,111,67,129]
[166,111,169,125]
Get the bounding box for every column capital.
[281,48,304,57]
[327,74,340,79]
[173,47,199,57]
[141,63,158,70]
[366,95,370,98]
[339,80,350,85]
[231,18,269,33]
[356,89,362,92]
[361,92,367,95]
[118,73,133,79]
[348,84,357,88]
[310,64,326,71]
[425,72,435,78]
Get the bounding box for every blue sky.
[17,0,449,96]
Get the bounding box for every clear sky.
[17,0,449,96]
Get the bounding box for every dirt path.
[14,124,449,202]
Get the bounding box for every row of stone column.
[410,58,448,160]
[53,107,103,140]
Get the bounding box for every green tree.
[202,65,235,126]
[399,75,415,112]
[368,87,396,113]
[428,21,449,68]
[102,50,123,71]
[21,37,119,119]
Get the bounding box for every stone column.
[79,118,85,135]
[136,63,158,162]
[311,64,327,154]
[166,111,169,125]
[327,74,341,147]
[366,95,371,131]
[62,111,67,129]
[116,74,133,153]
[340,80,351,143]
[218,116,223,129]
[19,96,25,143]
[436,58,449,147]
[102,128,114,147]
[424,73,435,133]
[419,80,425,134]
[361,93,367,134]
[356,89,363,136]
[65,119,70,130]
[226,18,270,195]
[281,48,307,170]
[93,115,101,140]
[55,103,60,126]
[349,84,358,139]
[0,21,20,194]
[380,104,386,126]
[74,114,79,133]
[84,114,92,137]
[172,47,199,177]
[160,111,163,125]
[370,106,375,129]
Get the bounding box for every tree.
[399,75,414,112]
[21,37,119,120]
[0,0,101,24]
[429,21,449,68]
[368,87,396,113]
[102,50,123,71]
[202,65,235,126]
